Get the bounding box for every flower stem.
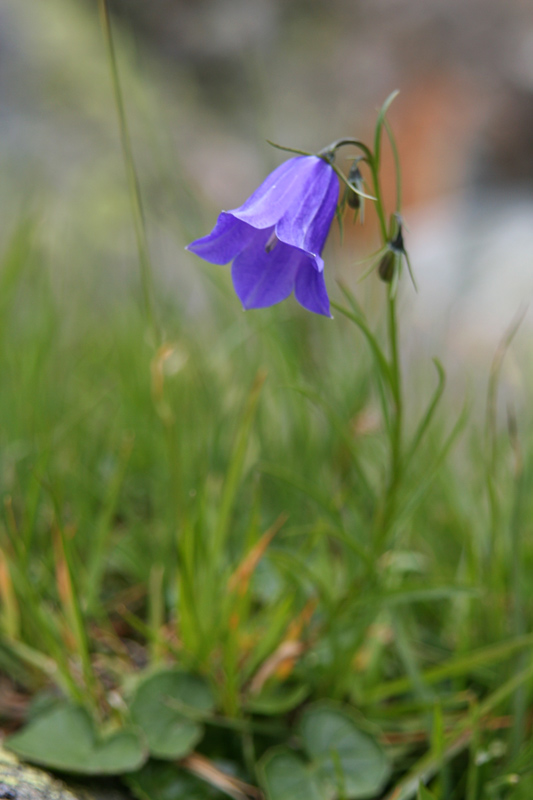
[321,138,374,163]
[383,290,403,533]
[369,160,388,242]
[366,134,403,547]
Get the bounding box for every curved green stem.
[319,138,374,163]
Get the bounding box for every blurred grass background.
[1,0,533,796]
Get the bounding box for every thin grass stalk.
[484,309,525,589]
[98,0,160,344]
[365,632,533,703]
[55,524,100,712]
[465,702,481,800]
[212,370,266,566]
[148,563,166,663]
[385,660,533,800]
[405,359,446,465]
[508,412,528,758]
[0,548,20,639]
[7,561,84,703]
[85,434,133,612]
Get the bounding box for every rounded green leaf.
[299,703,390,799]
[258,748,322,800]
[5,704,147,775]
[130,669,214,760]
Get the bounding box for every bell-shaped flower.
[187,155,339,316]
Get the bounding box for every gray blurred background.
[2,0,533,361]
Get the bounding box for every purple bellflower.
[187,155,339,317]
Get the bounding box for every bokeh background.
[2,0,533,361]
[2,4,533,789]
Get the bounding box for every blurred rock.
[0,745,128,800]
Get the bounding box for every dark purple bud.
[346,164,363,210]
[391,225,405,253]
[378,250,396,283]
[346,187,360,210]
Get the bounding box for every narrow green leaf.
[405,359,446,465]
[384,118,402,215]
[259,462,342,523]
[331,303,393,391]
[365,634,533,703]
[374,90,400,173]
[212,370,266,562]
[85,435,133,611]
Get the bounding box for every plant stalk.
[98,0,160,345]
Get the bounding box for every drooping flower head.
[187,155,339,317]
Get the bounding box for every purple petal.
[187,153,338,317]
[230,157,330,231]
[294,259,331,317]
[231,228,311,309]
[275,157,339,258]
[187,213,255,265]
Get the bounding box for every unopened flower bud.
[378,250,395,283]
[347,188,360,210]
[391,226,404,253]
[378,221,406,283]
[346,164,363,210]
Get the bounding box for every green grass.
[2,197,533,798]
[1,6,533,799]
